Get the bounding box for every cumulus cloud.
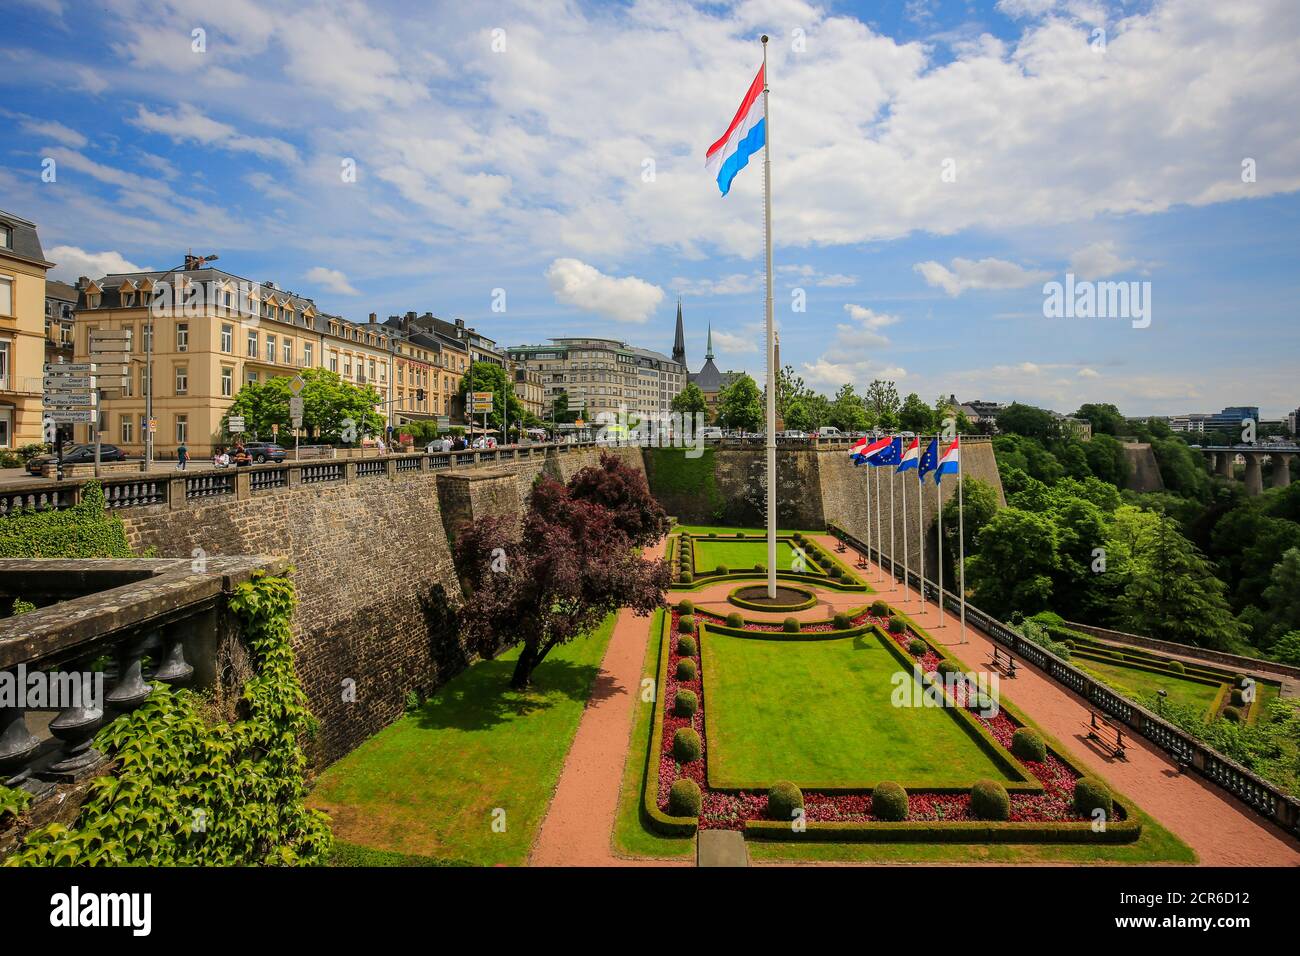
[914,257,1052,296]
[546,258,664,324]
[842,304,900,329]
[1069,240,1140,279]
[305,267,359,296]
[47,245,149,282]
[711,328,761,353]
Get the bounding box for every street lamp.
[1156,688,1168,715]
[144,253,218,470]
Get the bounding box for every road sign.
[289,375,305,396]
[437,416,450,429]
[472,391,494,402]
[45,362,97,374]
[46,409,96,424]
[90,363,130,377]
[43,393,96,407]
[89,329,130,340]
[44,375,94,389]
[289,395,304,418]
[228,416,246,433]
[148,418,157,433]
[271,423,279,435]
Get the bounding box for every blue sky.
[2,0,1298,416]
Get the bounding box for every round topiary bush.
[678,614,696,633]
[833,611,852,629]
[936,659,963,678]
[676,635,697,657]
[870,600,890,616]
[736,532,746,538]
[675,658,697,682]
[681,571,693,583]
[767,781,804,821]
[672,726,702,763]
[1168,660,1185,674]
[1072,776,1113,818]
[755,564,766,573]
[708,532,717,538]
[1230,688,1245,706]
[668,778,701,816]
[871,781,909,821]
[673,689,698,717]
[716,564,729,575]
[677,599,694,614]
[783,617,801,633]
[725,611,744,627]
[887,616,906,634]
[907,637,926,656]
[1011,727,1047,762]
[969,779,1011,821]
[1235,673,1248,688]
[1222,705,1243,722]
[1063,639,1075,649]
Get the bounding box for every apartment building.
[44,279,77,367]
[379,312,470,420]
[508,337,686,423]
[71,261,400,457]
[513,365,544,419]
[0,210,52,450]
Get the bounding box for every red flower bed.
[656,607,1097,829]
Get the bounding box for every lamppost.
[1156,689,1168,716]
[145,253,218,470]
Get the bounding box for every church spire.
[706,322,714,360]
[672,298,687,367]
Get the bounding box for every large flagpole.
[958,439,967,644]
[889,467,896,590]
[936,466,944,628]
[761,35,776,600]
[874,458,883,581]
[917,466,927,615]
[901,460,909,607]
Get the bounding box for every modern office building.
[507,336,686,423]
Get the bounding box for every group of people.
[422,434,497,453]
[211,443,252,468]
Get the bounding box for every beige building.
[72,261,402,458]
[513,364,544,419]
[508,337,685,424]
[0,210,53,450]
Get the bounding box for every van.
[816,426,844,439]
[700,426,723,440]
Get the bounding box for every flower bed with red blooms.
[655,605,1119,832]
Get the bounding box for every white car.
[782,430,809,439]
[815,427,844,439]
[699,426,724,440]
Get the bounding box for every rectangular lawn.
[700,628,1020,789]
[1077,657,1223,717]
[692,538,803,573]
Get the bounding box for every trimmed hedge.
[833,612,852,629]
[668,778,702,817]
[935,659,963,678]
[0,483,137,559]
[970,779,1011,821]
[1230,688,1245,706]
[676,635,697,657]
[1222,705,1243,722]
[907,637,926,656]
[1168,660,1185,674]
[744,815,1142,844]
[870,600,890,616]
[677,599,694,614]
[643,613,698,837]
[680,571,693,583]
[678,614,696,633]
[782,617,800,633]
[675,658,697,681]
[767,781,804,821]
[673,689,698,717]
[1011,727,1046,762]
[726,611,744,627]
[871,781,908,821]
[673,727,702,763]
[1073,776,1113,818]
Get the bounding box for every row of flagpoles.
[848,434,967,644]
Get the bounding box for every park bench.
[835,539,847,553]
[987,646,1018,678]
[855,551,869,569]
[1084,711,1127,760]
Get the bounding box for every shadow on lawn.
[411,655,606,733]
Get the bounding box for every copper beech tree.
[455,454,671,690]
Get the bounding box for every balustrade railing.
[356,459,387,478]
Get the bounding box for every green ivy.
[5,572,332,866]
[0,784,31,823]
[0,482,135,559]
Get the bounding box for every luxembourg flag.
[853,436,891,466]
[896,437,920,472]
[934,437,960,483]
[705,64,766,197]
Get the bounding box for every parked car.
[26,443,127,475]
[814,426,844,440]
[781,430,809,439]
[243,441,287,463]
[699,426,723,440]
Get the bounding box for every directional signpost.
[228,416,246,434]
[43,363,99,479]
[88,331,132,473]
[289,395,304,460]
[469,390,494,437]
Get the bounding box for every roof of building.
[0,208,54,268]
[45,279,79,302]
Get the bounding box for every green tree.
[965,508,1060,618]
[897,393,935,433]
[829,383,869,432]
[1259,548,1300,648]
[1073,403,1126,436]
[863,379,900,421]
[996,403,1059,440]
[715,374,763,431]
[671,382,707,417]
[458,361,524,432]
[223,368,383,444]
[940,476,999,584]
[1084,433,1129,486]
[1270,630,1300,666]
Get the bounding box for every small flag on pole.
[917,437,939,481]
[934,438,960,483]
[896,437,920,473]
[869,436,902,467]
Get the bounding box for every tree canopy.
[222,368,383,444]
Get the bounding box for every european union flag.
[870,436,902,466]
[917,437,939,481]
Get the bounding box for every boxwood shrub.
[726,611,744,627]
[716,564,730,575]
[677,599,694,614]
[1073,776,1113,818]
[887,616,906,634]
[668,778,702,817]
[970,780,1011,821]
[1010,727,1046,762]
[673,689,698,717]
[907,637,926,656]
[871,781,908,821]
[783,617,801,633]
[1230,688,1245,706]
[870,600,890,616]
[833,611,852,629]
[678,614,696,633]
[1222,705,1243,722]
[935,659,963,678]
[676,635,697,657]
[767,781,803,821]
[673,727,702,763]
[675,658,697,682]
[680,571,693,583]
[1168,660,1185,674]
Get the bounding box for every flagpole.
[917,464,926,616]
[874,456,883,582]
[889,467,896,592]
[761,35,776,600]
[901,457,909,607]
[958,438,967,644]
[863,456,871,576]
[936,463,944,628]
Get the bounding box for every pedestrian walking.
[176,441,188,471]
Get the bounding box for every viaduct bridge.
[1198,444,1297,495]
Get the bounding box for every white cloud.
[711,329,760,353]
[671,273,762,296]
[1077,367,1100,378]
[47,245,149,282]
[914,257,1052,296]
[842,304,900,329]
[20,119,86,148]
[130,104,298,164]
[1069,240,1140,279]
[305,267,359,296]
[546,258,664,324]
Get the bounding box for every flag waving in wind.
[853,436,891,465]
[705,64,766,197]
[869,437,902,467]
[934,437,960,483]
[917,438,939,481]
[896,437,920,472]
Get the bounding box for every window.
[175,415,188,444]
[176,323,189,352]
[122,292,136,308]
[266,335,276,362]
[87,292,102,309]
[369,359,376,382]
[303,342,313,367]
[0,340,9,387]
[0,224,11,249]
[142,324,152,353]
[120,415,134,444]
[247,329,258,357]
[247,370,259,387]
[221,324,233,353]
[329,351,338,373]
[283,339,292,364]
[175,365,188,395]
[221,366,233,397]
[0,276,11,316]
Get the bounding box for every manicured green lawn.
[693,538,803,573]
[676,524,825,536]
[701,628,1019,789]
[311,616,616,866]
[1077,657,1222,717]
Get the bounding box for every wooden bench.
[1084,711,1127,760]
[855,551,869,569]
[987,646,1018,678]
[834,539,847,553]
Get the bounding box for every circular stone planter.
[727,583,818,612]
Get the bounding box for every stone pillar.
[1272,454,1293,489]
[1206,452,1217,474]
[1243,453,1264,496]
[1216,452,1234,478]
